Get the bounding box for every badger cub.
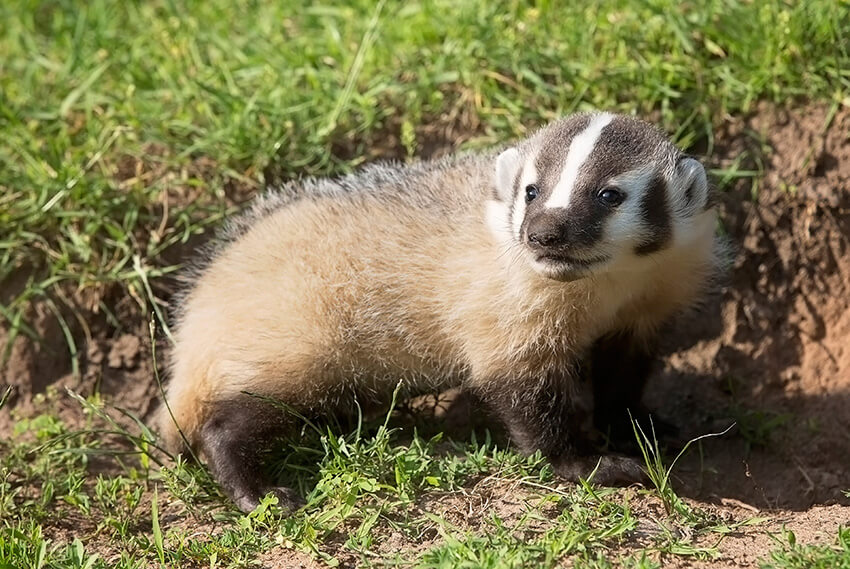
[159,113,720,512]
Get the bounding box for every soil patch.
[648,102,850,510]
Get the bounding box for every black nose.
[527,230,563,248]
[526,215,566,249]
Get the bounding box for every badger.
[157,112,721,513]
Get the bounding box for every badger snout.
[526,216,566,249]
[525,212,576,251]
[525,211,610,276]
[526,210,603,251]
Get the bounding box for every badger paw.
[553,455,648,487]
[234,485,306,514]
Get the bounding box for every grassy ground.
[2,0,850,567]
[1,392,848,568]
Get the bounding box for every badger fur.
[158,112,722,512]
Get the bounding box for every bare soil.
[650,102,850,511]
[2,102,849,565]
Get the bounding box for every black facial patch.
[519,114,679,254]
[634,171,672,256]
[521,115,598,247]
[566,117,672,256]
[586,115,672,181]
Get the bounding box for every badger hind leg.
[200,395,305,513]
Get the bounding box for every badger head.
[487,112,714,281]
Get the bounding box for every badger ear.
[495,147,521,202]
[675,156,709,214]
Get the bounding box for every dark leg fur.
[200,396,305,513]
[589,331,677,449]
[475,373,647,487]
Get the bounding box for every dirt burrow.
[2,103,849,519]
[650,102,850,510]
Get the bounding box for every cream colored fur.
[158,141,718,454]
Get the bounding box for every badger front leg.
[474,373,646,486]
[199,395,305,513]
[589,331,676,448]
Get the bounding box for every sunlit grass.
[2,0,848,353]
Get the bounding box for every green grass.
[761,527,850,569]
[0,392,767,568]
[2,0,849,351]
[2,0,850,567]
[1,390,846,567]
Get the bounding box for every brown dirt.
[0,292,161,437]
[2,102,849,565]
[649,102,850,511]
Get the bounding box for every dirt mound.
[2,103,849,512]
[0,273,163,435]
[649,103,850,509]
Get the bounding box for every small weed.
[760,526,850,569]
[732,407,791,451]
[631,415,733,520]
[651,522,719,561]
[629,417,766,559]
[159,455,222,511]
[723,378,792,452]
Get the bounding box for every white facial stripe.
[511,190,526,239]
[485,199,512,245]
[544,113,614,209]
[512,160,538,239]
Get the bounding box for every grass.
[2,0,850,353]
[0,392,784,568]
[2,0,850,567]
[761,527,850,569]
[3,391,842,568]
[631,417,742,526]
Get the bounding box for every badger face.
[487,113,712,282]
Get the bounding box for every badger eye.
[525,184,540,203]
[597,187,625,207]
